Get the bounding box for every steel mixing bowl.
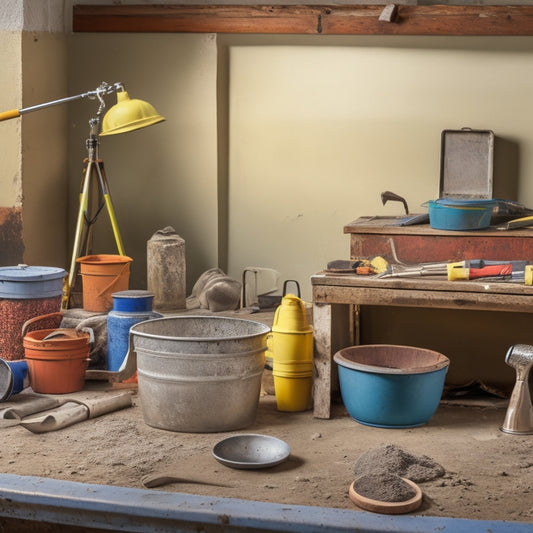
[212,434,290,469]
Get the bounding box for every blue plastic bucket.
[334,345,449,428]
[0,359,29,401]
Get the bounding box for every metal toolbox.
[439,128,519,202]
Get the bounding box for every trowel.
[380,191,429,226]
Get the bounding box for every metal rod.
[19,93,88,115]
[1,82,125,121]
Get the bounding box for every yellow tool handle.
[0,109,21,121]
[447,261,468,281]
[504,215,533,230]
[526,265,533,286]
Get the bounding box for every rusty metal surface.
[345,222,533,264]
[0,208,24,266]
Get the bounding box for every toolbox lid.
[440,128,494,200]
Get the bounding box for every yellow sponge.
[370,256,389,274]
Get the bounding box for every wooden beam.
[73,4,533,36]
[73,5,321,34]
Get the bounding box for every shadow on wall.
[494,135,520,201]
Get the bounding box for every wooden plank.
[344,219,533,237]
[312,302,333,419]
[312,283,533,313]
[73,5,321,34]
[322,5,533,36]
[73,4,533,36]
[311,272,533,295]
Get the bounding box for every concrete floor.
[1,308,531,531]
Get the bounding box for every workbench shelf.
[311,221,533,419]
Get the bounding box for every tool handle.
[21,312,63,337]
[0,109,21,121]
[448,263,513,281]
[468,264,513,279]
[497,215,533,231]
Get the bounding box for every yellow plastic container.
[273,369,313,412]
[268,294,313,362]
[268,294,314,411]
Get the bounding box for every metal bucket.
[130,316,271,433]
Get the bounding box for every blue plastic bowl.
[428,199,495,231]
[334,345,449,428]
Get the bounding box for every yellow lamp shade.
[100,90,165,136]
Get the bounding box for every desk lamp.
[0,82,165,308]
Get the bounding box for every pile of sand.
[353,472,417,502]
[352,444,445,503]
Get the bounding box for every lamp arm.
[0,82,125,122]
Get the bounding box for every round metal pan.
[212,434,290,470]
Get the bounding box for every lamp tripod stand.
[63,118,125,309]
[0,81,165,309]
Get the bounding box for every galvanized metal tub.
[130,316,271,432]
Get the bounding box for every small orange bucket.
[23,328,90,394]
[77,255,133,312]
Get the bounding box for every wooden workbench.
[311,219,533,419]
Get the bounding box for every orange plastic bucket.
[77,255,133,312]
[23,328,90,394]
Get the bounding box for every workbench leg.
[313,302,333,419]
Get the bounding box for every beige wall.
[65,34,533,302]
[0,5,68,269]
[0,31,22,207]
[67,33,219,291]
[21,31,68,267]
[228,37,533,300]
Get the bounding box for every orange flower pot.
[23,329,90,394]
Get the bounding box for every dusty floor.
[0,381,531,526]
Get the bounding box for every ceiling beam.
[73,4,533,36]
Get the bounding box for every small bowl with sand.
[349,472,422,514]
